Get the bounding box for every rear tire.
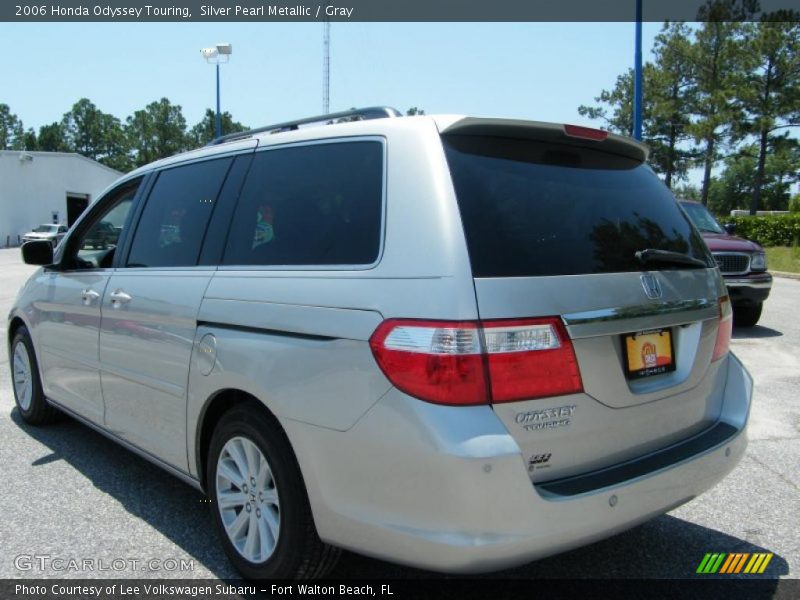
[207,401,340,579]
[10,326,58,425]
[734,303,763,328]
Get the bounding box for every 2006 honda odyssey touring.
[9,107,752,578]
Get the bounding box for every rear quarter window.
[444,135,709,277]
[223,140,384,267]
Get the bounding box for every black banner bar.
[3,0,800,23]
[3,578,800,600]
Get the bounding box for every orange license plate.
[622,328,676,380]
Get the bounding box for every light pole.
[633,0,643,141]
[201,43,232,139]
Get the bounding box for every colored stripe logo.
[696,552,773,574]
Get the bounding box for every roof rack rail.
[207,106,403,146]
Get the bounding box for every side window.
[223,141,384,267]
[126,158,232,268]
[70,178,140,269]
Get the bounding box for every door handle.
[109,289,132,306]
[81,288,100,305]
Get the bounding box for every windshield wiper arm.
[635,248,708,269]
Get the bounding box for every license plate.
[622,328,676,380]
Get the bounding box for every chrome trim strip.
[563,298,714,325]
[724,279,772,289]
[45,398,202,491]
[562,299,718,339]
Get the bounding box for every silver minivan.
[8,108,752,578]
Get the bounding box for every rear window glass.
[223,141,383,267]
[443,136,710,277]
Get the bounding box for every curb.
[771,270,800,280]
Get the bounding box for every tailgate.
[476,272,726,482]
[441,124,730,482]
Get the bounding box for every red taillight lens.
[369,320,487,405]
[712,296,733,362]
[484,318,583,403]
[369,317,583,406]
[564,124,608,141]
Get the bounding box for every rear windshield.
[443,136,710,277]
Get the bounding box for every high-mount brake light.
[712,296,733,362]
[564,124,608,141]
[369,318,583,406]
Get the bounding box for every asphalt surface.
[0,247,797,580]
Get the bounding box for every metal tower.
[322,18,330,114]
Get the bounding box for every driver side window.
[70,179,140,269]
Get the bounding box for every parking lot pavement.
[0,246,797,579]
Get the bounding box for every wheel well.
[8,317,25,349]
[197,389,285,492]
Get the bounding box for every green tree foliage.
[406,107,425,116]
[687,21,747,205]
[126,98,189,167]
[0,104,25,150]
[578,27,698,189]
[648,22,697,188]
[61,98,129,170]
[579,17,798,214]
[22,129,37,150]
[188,108,248,147]
[735,18,800,214]
[37,122,70,152]
[578,68,641,135]
[673,183,702,200]
[708,139,800,215]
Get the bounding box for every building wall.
[0,151,121,246]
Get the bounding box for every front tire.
[207,402,340,579]
[10,326,58,425]
[734,303,763,328]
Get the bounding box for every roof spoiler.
[439,117,649,163]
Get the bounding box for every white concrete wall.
[0,151,121,246]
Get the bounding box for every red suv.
[680,200,772,327]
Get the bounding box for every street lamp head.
[201,47,219,61]
[202,43,231,64]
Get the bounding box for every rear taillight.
[369,317,583,406]
[712,296,733,362]
[484,318,583,403]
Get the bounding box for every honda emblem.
[640,274,662,299]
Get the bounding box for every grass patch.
[765,246,800,273]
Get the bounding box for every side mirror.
[723,223,737,235]
[21,240,55,266]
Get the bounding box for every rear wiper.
[635,249,708,269]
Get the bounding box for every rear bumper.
[724,273,772,306]
[283,353,752,574]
